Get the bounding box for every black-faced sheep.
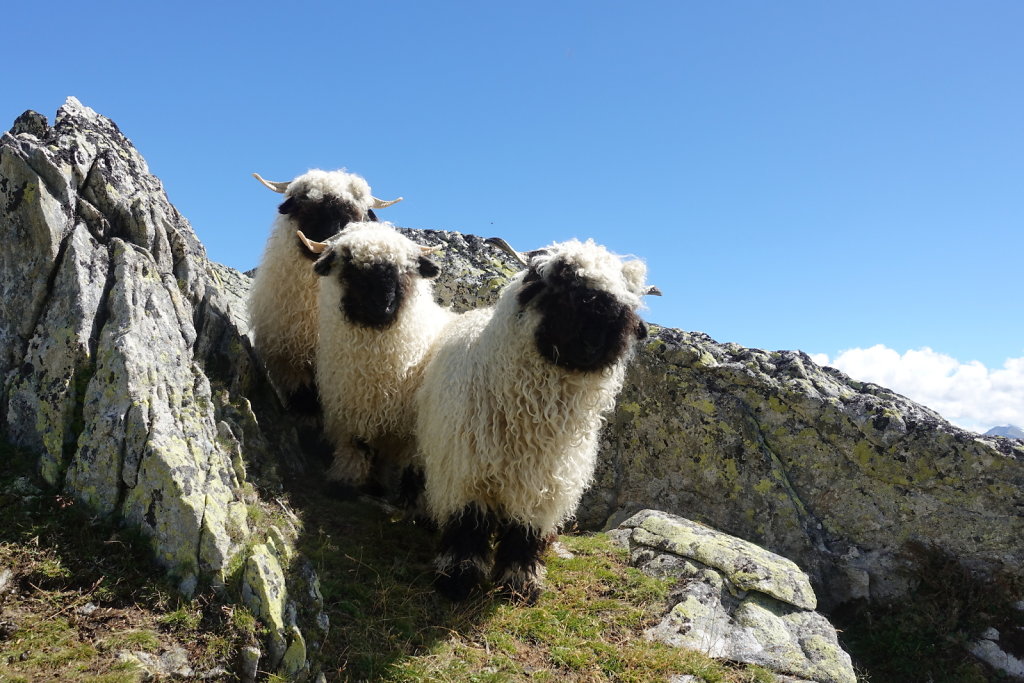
[247,169,402,408]
[299,222,452,490]
[414,238,653,603]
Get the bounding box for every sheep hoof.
[494,563,546,605]
[495,575,543,605]
[434,563,485,602]
[499,582,542,606]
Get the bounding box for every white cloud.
[812,345,1024,434]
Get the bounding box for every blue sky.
[3,2,1022,430]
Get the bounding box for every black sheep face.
[280,194,375,258]
[314,247,440,330]
[517,258,647,372]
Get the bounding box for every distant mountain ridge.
[985,424,1024,439]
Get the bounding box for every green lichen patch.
[629,511,817,610]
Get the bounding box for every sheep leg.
[434,503,493,601]
[325,437,372,486]
[493,521,549,605]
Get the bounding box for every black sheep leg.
[493,521,548,604]
[434,503,493,601]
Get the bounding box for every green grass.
[0,439,254,682]
[292,489,776,682]
[13,431,1017,682]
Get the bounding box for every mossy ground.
[2,436,774,682]
[290,488,775,682]
[10,428,1017,682]
[0,440,258,682]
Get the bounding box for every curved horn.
[370,196,403,209]
[253,173,292,193]
[296,230,328,254]
[644,285,663,296]
[485,237,530,267]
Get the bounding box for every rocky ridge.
[2,98,1023,679]
[1,98,326,678]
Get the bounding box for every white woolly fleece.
[248,212,320,396]
[316,222,454,482]
[247,169,376,398]
[284,168,375,214]
[415,240,648,536]
[530,238,648,309]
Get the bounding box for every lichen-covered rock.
[624,509,817,610]
[583,328,1024,607]
[624,510,856,683]
[0,98,323,677]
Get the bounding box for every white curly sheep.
[247,169,401,408]
[301,222,452,490]
[415,238,652,602]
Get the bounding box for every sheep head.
[510,239,652,372]
[254,170,403,256]
[301,223,439,330]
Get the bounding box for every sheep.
[299,222,453,492]
[415,237,654,603]
[247,169,402,409]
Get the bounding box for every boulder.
[621,510,856,683]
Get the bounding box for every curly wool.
[530,238,647,310]
[247,169,377,396]
[416,240,648,535]
[283,168,375,214]
[317,223,453,476]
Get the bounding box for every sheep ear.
[417,256,440,279]
[313,250,337,276]
[635,320,648,340]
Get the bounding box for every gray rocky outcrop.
[619,510,856,683]
[0,98,323,679]
[578,328,1024,608]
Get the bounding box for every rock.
[0,98,323,678]
[399,230,1024,609]
[624,509,817,610]
[581,329,1024,607]
[624,510,856,683]
[969,628,1024,679]
[241,544,289,667]
[239,645,261,683]
[118,645,194,680]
